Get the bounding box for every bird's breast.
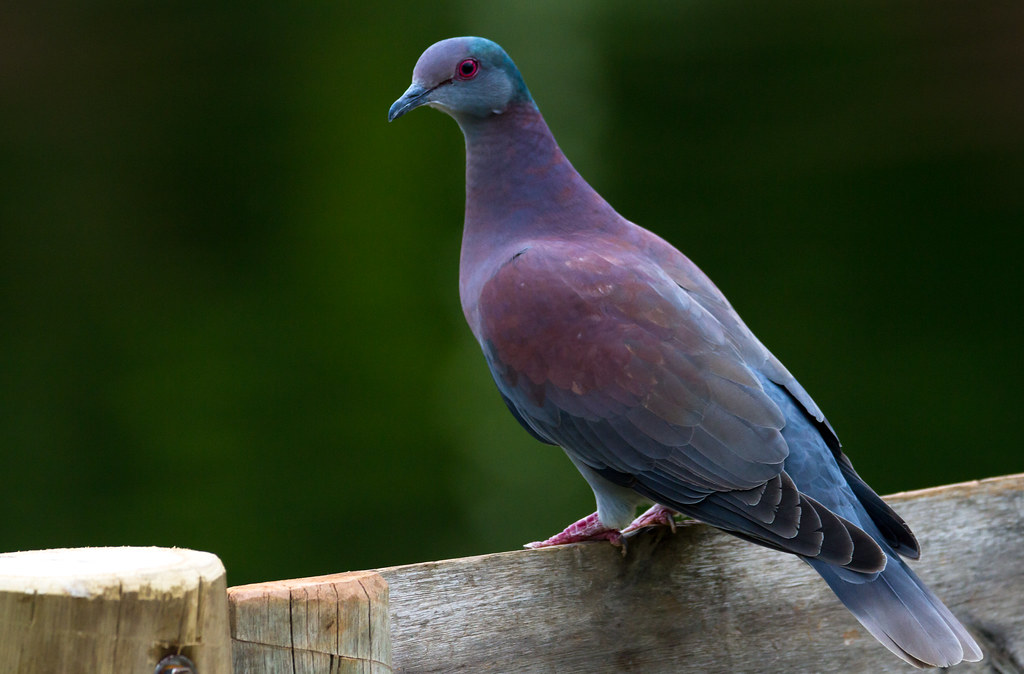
[471,242,693,398]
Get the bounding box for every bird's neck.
[456,102,628,338]
[459,102,619,250]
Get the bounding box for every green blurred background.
[2,1,1020,586]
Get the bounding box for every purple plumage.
[389,36,982,668]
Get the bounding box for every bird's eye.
[456,58,479,80]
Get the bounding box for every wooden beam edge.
[883,471,1024,503]
[373,472,1024,574]
[227,569,390,666]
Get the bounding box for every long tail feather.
[808,552,982,668]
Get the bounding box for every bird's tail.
[807,552,982,668]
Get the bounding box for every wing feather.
[479,240,884,569]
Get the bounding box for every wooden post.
[228,570,391,673]
[0,546,231,673]
[375,474,1024,673]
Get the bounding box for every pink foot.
[622,504,678,535]
[525,512,623,549]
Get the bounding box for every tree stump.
[0,546,231,673]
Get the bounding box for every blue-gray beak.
[388,83,431,122]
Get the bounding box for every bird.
[388,36,982,668]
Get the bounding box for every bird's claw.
[525,528,623,549]
[524,511,624,550]
[621,504,679,535]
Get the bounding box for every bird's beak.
[388,83,431,122]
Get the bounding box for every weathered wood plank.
[228,570,391,673]
[376,474,1024,673]
[0,546,231,673]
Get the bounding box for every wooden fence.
[2,474,1022,672]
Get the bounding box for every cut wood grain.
[0,546,230,673]
[375,474,1024,673]
[228,570,391,674]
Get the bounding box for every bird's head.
[388,37,532,123]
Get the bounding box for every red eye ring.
[456,58,479,80]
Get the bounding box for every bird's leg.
[524,512,623,549]
[622,504,678,534]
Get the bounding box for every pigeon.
[389,36,982,668]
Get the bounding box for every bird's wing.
[642,230,919,557]
[477,237,885,571]
[638,227,844,446]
